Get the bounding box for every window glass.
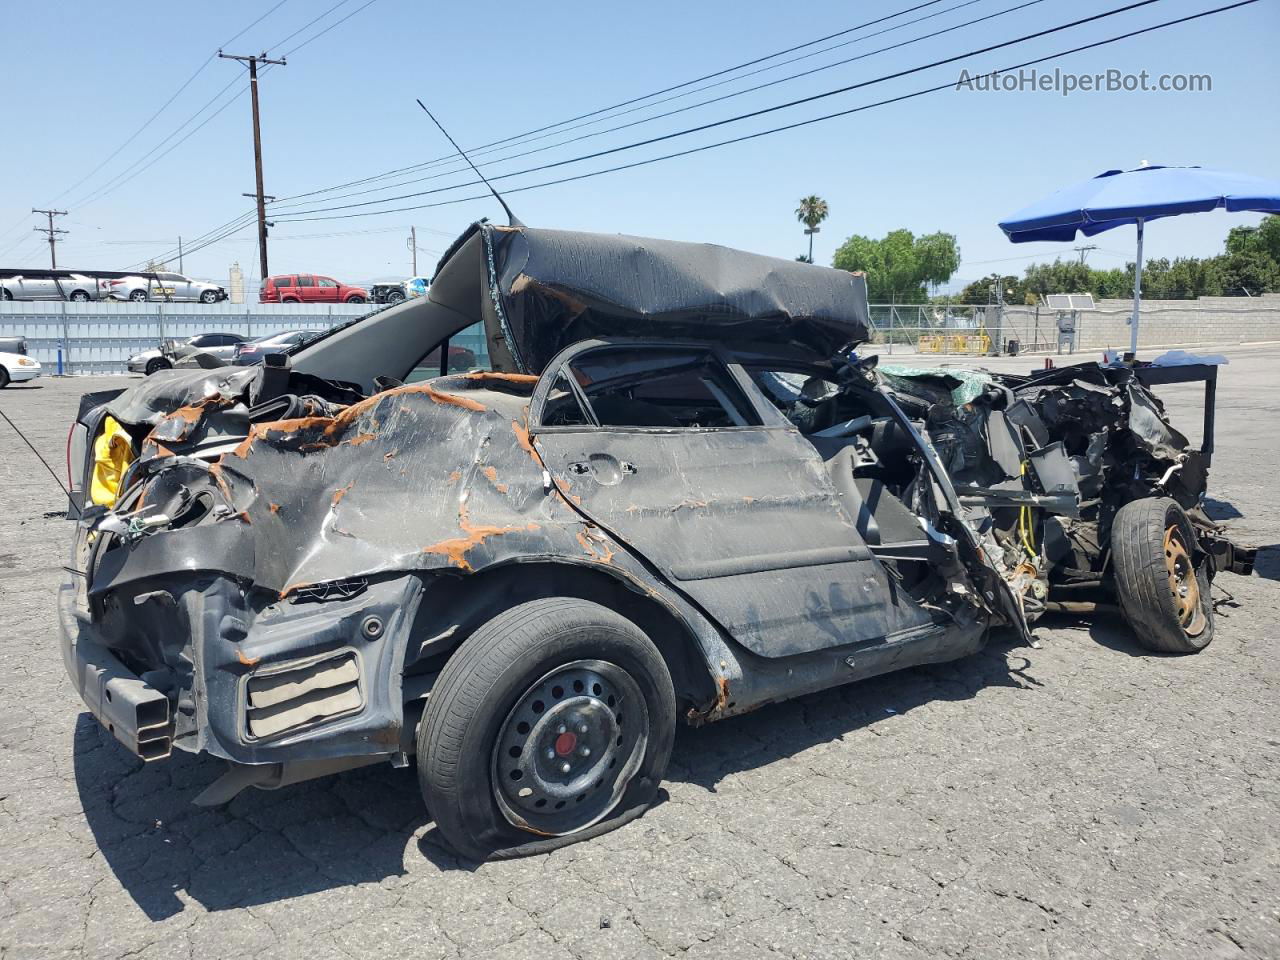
[161,273,184,282]
[747,368,842,434]
[557,347,759,429]
[403,321,493,383]
[296,275,315,288]
[541,371,591,426]
[317,278,337,288]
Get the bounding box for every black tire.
[144,357,171,376]
[1112,497,1214,654]
[418,597,675,860]
[281,296,300,304]
[345,295,366,304]
[128,289,148,302]
[386,290,406,305]
[199,289,218,304]
[0,367,9,388]
[0,288,12,301]
[69,290,90,302]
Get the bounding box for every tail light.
[109,280,125,287]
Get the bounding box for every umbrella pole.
[1129,217,1145,356]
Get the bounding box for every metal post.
[410,226,418,275]
[178,235,183,274]
[1129,217,1145,356]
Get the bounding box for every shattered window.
[562,347,759,429]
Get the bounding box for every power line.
[277,0,1174,218]
[272,0,962,205]
[276,0,383,57]
[271,0,1045,213]
[51,0,293,209]
[275,0,1256,224]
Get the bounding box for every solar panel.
[1044,293,1095,310]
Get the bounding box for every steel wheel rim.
[491,659,648,837]
[1164,524,1206,637]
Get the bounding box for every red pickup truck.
[260,274,368,304]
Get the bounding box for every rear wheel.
[281,296,300,303]
[417,597,675,860]
[144,357,171,376]
[0,367,9,388]
[69,290,90,302]
[0,289,12,300]
[1112,497,1214,654]
[128,289,148,302]
[386,290,406,305]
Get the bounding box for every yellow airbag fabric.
[90,416,134,507]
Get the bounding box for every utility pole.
[1074,244,1097,265]
[178,235,183,274]
[32,208,68,268]
[219,50,285,281]
[409,226,417,275]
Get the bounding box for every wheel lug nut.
[546,749,556,761]
[557,724,566,734]
[560,762,571,774]
[578,724,588,735]
[580,746,591,757]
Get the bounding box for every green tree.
[832,229,960,302]
[795,195,829,264]
[1225,214,1280,262]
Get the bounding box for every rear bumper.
[58,579,174,761]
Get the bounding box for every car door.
[315,276,339,302]
[162,273,194,301]
[530,341,938,658]
[294,274,317,302]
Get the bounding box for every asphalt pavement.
[1,346,1276,960]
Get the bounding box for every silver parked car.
[105,272,227,303]
[126,332,247,375]
[0,272,107,301]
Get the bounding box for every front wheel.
[144,357,171,376]
[417,598,675,860]
[0,367,9,388]
[199,290,219,303]
[386,290,406,305]
[1112,497,1214,654]
[345,295,366,304]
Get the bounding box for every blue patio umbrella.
[998,164,1280,354]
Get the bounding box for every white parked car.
[0,272,107,302]
[105,272,227,303]
[0,345,40,387]
[126,332,248,375]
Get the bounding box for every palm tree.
[795,195,830,264]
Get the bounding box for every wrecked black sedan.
[60,222,1254,859]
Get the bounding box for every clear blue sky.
[0,0,1275,292]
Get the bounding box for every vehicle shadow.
[1201,496,1243,521]
[74,630,1041,917]
[1251,545,1280,581]
[0,382,43,390]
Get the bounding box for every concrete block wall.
[998,294,1280,353]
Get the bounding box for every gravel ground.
[1,347,1277,960]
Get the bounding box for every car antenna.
[415,99,523,227]
[0,407,80,518]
